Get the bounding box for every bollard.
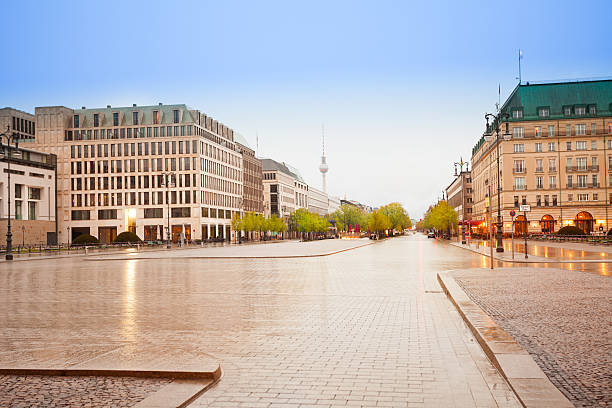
[85,246,88,255]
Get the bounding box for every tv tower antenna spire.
[319,124,328,193]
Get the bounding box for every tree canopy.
[417,201,457,231]
[330,204,365,231]
[380,202,412,231]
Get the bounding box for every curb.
[437,271,573,408]
[85,241,375,261]
[449,241,612,264]
[0,365,223,408]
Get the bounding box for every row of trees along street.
[329,202,413,239]
[231,212,287,242]
[415,201,458,237]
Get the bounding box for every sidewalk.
[450,240,612,263]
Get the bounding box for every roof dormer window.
[538,107,550,118]
[73,115,79,128]
[563,106,572,116]
[173,109,180,123]
[588,105,596,115]
[512,109,523,119]
[113,112,119,126]
[93,113,99,127]
[575,106,586,116]
[132,111,139,125]
[153,110,159,124]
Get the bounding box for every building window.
[93,113,99,127]
[552,195,557,206]
[144,208,163,218]
[547,125,555,137]
[14,201,22,220]
[98,209,117,220]
[514,196,519,207]
[513,144,524,153]
[171,207,191,218]
[577,193,588,201]
[153,110,159,124]
[577,175,587,188]
[576,141,587,150]
[544,195,549,206]
[512,109,523,119]
[591,140,597,150]
[536,195,541,206]
[73,115,79,128]
[549,176,557,188]
[589,105,596,115]
[535,126,541,137]
[566,124,572,136]
[538,108,549,118]
[535,159,543,172]
[564,106,572,116]
[173,110,179,123]
[567,175,573,187]
[575,124,586,135]
[536,176,543,189]
[592,174,598,187]
[535,143,542,153]
[113,112,119,127]
[513,160,525,173]
[549,158,556,172]
[566,141,572,151]
[514,177,526,190]
[133,111,139,125]
[575,106,586,116]
[513,127,524,138]
[591,123,597,135]
[548,142,555,152]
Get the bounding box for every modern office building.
[307,186,328,216]
[328,195,341,214]
[470,79,612,235]
[445,169,472,237]
[0,108,36,142]
[0,145,57,245]
[235,133,263,214]
[33,103,243,243]
[262,158,305,220]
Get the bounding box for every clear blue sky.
[3,0,611,218]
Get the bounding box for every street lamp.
[0,126,20,260]
[483,112,510,253]
[160,172,175,249]
[454,159,469,245]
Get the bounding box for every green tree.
[428,201,458,233]
[367,210,392,237]
[380,202,411,233]
[330,204,365,232]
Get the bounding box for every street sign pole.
[509,210,516,260]
[519,205,530,259]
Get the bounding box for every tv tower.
[319,124,329,192]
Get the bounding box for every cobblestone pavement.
[0,236,523,407]
[0,375,171,407]
[454,267,612,407]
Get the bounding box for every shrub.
[72,234,99,245]
[557,226,585,236]
[114,231,143,243]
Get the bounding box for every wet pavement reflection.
[3,234,605,406]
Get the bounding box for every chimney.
[133,104,137,107]
[107,105,111,108]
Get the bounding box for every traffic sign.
[509,210,516,217]
[519,205,531,212]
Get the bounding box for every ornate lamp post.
[160,172,175,249]
[483,112,511,253]
[454,159,469,244]
[1,126,19,260]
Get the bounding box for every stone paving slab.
[438,271,573,408]
[451,267,612,408]
[0,236,522,407]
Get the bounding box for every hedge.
[114,231,143,243]
[72,234,99,245]
[556,226,585,235]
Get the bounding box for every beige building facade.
[471,80,612,235]
[32,104,243,244]
[445,169,472,237]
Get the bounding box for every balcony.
[566,165,599,173]
[535,167,544,173]
[567,183,600,189]
[548,167,557,173]
[513,185,527,191]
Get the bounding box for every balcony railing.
[566,165,599,172]
[513,185,527,191]
[535,167,544,173]
[512,167,526,174]
[549,167,557,173]
[567,183,600,189]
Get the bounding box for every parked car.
[427,232,435,238]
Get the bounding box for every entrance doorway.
[575,211,593,234]
[540,215,554,233]
[98,227,117,244]
[514,215,527,236]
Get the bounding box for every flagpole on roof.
[518,49,523,85]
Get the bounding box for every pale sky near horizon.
[3,0,611,219]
